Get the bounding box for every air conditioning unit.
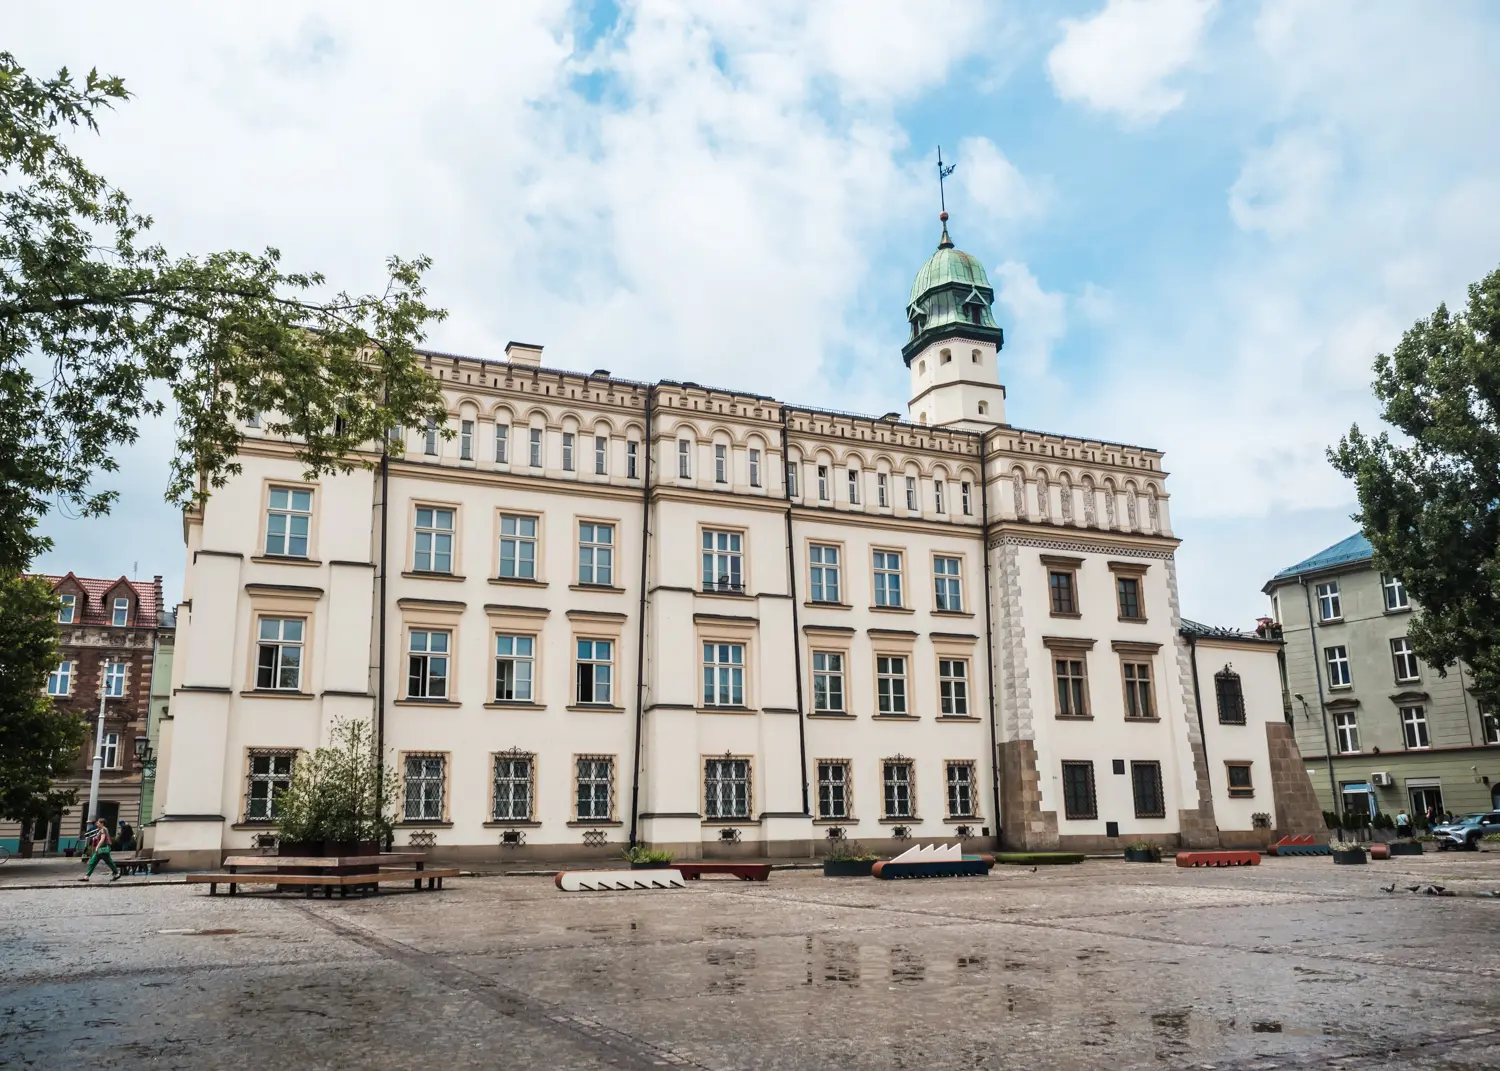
[1371,772,1394,787]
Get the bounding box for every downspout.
[376,445,390,832]
[779,408,810,817]
[628,386,654,847]
[1300,577,1340,818]
[979,432,1002,844]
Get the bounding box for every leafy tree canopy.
[1331,265,1500,706]
[0,52,449,574]
[0,575,84,822]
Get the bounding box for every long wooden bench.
[673,862,771,881]
[186,867,459,897]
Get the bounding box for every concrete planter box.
[1123,848,1160,863]
[629,860,673,870]
[1388,841,1424,856]
[823,859,876,877]
[1331,847,1368,865]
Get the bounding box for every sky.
[14,0,1500,627]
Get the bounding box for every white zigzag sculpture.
[888,843,962,864]
[556,869,686,892]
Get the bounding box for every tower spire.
[936,145,956,249]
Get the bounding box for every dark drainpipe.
[376,444,390,832]
[779,408,810,816]
[979,432,1002,845]
[628,387,654,847]
[1185,631,1217,837]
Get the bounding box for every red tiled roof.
[43,573,163,628]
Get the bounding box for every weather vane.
[937,146,956,215]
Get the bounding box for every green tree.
[1331,265,1500,707]
[0,576,85,823]
[0,52,449,574]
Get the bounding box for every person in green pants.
[78,818,120,882]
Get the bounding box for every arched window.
[940,349,952,364]
[971,349,981,363]
[977,401,989,416]
[919,413,928,425]
[1215,666,1246,724]
[918,360,926,375]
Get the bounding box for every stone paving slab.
[2,855,1498,1069]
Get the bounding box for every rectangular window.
[407,630,450,700]
[1383,573,1409,611]
[1316,581,1342,621]
[1334,710,1360,753]
[494,634,535,702]
[939,659,968,716]
[678,440,691,479]
[403,755,445,821]
[876,655,908,715]
[58,594,75,624]
[809,543,840,603]
[882,760,914,819]
[786,461,799,497]
[111,597,129,626]
[873,550,903,607]
[626,441,639,479]
[494,424,509,463]
[1225,762,1254,799]
[847,469,860,504]
[934,480,945,514]
[255,618,304,691]
[1116,577,1142,620]
[961,482,972,515]
[934,556,962,612]
[1054,658,1088,717]
[562,432,575,472]
[1391,637,1420,682]
[812,651,845,713]
[576,640,614,705]
[578,522,614,586]
[1122,661,1155,719]
[459,420,474,460]
[100,731,120,770]
[946,762,976,818]
[1400,705,1430,749]
[100,660,126,698]
[905,476,917,511]
[594,435,607,475]
[1215,668,1246,724]
[748,448,761,488]
[702,643,746,706]
[701,529,743,593]
[1130,760,1165,819]
[529,428,543,468]
[1481,704,1499,746]
[715,444,727,484]
[576,756,613,821]
[878,473,889,508]
[1061,761,1097,820]
[246,412,260,428]
[492,753,534,821]
[265,486,313,557]
[246,751,294,821]
[817,465,829,501]
[1049,570,1077,615]
[817,760,849,819]
[424,419,438,456]
[46,660,72,696]
[1325,645,1352,688]
[498,515,538,579]
[413,507,455,573]
[704,757,751,819]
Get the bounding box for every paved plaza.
[2,853,1499,1069]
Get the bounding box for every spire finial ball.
[939,211,948,222]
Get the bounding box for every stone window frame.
[879,755,918,821]
[495,510,544,583]
[244,586,320,697]
[397,599,464,707]
[259,478,319,562]
[1060,760,1097,820]
[1332,707,1360,753]
[1399,704,1430,750]
[805,538,845,606]
[575,516,619,589]
[870,545,906,610]
[243,747,298,823]
[1113,640,1162,721]
[400,750,450,825]
[1390,636,1421,683]
[1324,644,1352,689]
[1315,580,1343,622]
[1043,635,1095,718]
[1130,760,1166,819]
[1108,560,1149,623]
[1224,760,1254,799]
[1042,554,1083,618]
[1215,665,1247,724]
[485,605,548,709]
[700,524,748,595]
[572,753,617,823]
[944,760,978,820]
[409,499,462,576]
[1382,573,1410,613]
[815,758,854,821]
[490,748,537,823]
[702,753,754,822]
[931,552,965,614]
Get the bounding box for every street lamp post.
[134,735,155,835]
[82,661,113,837]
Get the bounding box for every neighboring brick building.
[0,574,163,854]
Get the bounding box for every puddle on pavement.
[889,946,925,986]
[156,928,240,936]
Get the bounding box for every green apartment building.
[1266,533,1500,821]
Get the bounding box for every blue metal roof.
[1270,532,1373,582]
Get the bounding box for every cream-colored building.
[153,216,1317,867]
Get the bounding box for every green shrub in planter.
[1123,842,1160,862]
[993,852,1086,865]
[823,839,878,877]
[622,846,674,869]
[275,718,397,857]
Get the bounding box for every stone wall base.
[998,739,1059,850]
[1266,721,1330,843]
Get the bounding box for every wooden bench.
[1175,850,1260,868]
[673,862,772,881]
[186,867,460,897]
[114,854,169,876]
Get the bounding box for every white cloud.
[992,261,1068,380]
[1228,127,1340,238]
[1047,0,1216,125]
[956,136,1044,222]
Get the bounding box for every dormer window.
[58,594,76,624]
[968,304,982,325]
[112,597,130,627]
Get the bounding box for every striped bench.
[1176,851,1260,868]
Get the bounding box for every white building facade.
[153,218,1315,867]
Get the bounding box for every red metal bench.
[673,862,771,881]
[1175,851,1260,868]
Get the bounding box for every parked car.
[1431,812,1500,850]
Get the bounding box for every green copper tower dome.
[901,212,1004,365]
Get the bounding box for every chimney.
[505,341,544,367]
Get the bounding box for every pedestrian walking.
[1395,809,1412,838]
[116,821,135,852]
[77,819,120,882]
